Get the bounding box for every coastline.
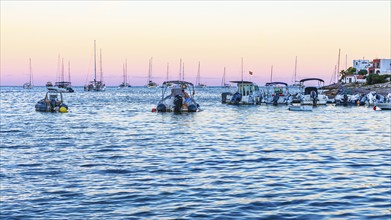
[323,82,391,98]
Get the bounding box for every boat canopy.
[265,82,288,86]
[162,80,194,87]
[230,80,255,85]
[299,78,325,83]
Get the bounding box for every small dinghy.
[288,105,312,111]
[35,88,68,113]
[155,81,200,113]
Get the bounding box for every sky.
[1,1,390,86]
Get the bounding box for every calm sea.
[1,86,390,219]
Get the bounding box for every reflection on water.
[1,86,390,219]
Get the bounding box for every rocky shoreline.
[323,82,391,98]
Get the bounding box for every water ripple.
[1,86,390,219]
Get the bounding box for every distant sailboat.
[119,59,131,88]
[195,61,207,88]
[146,57,158,88]
[163,63,173,87]
[54,57,74,92]
[23,58,33,89]
[221,67,231,88]
[85,40,106,91]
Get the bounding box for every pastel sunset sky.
[1,1,390,86]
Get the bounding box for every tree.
[358,69,367,75]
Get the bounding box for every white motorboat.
[263,82,291,105]
[156,81,201,112]
[299,78,328,106]
[221,81,262,105]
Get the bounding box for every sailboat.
[221,67,231,88]
[146,57,158,88]
[161,63,172,88]
[119,59,131,88]
[23,58,33,89]
[195,61,207,88]
[54,58,74,92]
[84,40,106,91]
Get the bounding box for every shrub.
[366,74,387,85]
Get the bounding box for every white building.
[379,59,391,74]
[353,59,370,73]
[368,59,391,75]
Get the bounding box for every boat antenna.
[336,48,341,83]
[125,59,128,85]
[94,40,96,83]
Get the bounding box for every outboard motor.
[157,103,167,112]
[310,90,318,106]
[173,95,183,112]
[272,93,280,105]
[231,92,242,104]
[221,92,232,104]
[342,94,348,106]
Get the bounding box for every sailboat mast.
[182,62,185,81]
[125,59,127,85]
[241,57,243,81]
[94,40,96,82]
[61,58,64,82]
[56,54,60,82]
[337,48,341,83]
[179,58,182,80]
[270,65,273,82]
[100,49,103,82]
[222,67,226,86]
[197,61,201,85]
[29,58,32,84]
[68,61,71,82]
[122,63,125,84]
[294,56,297,83]
[149,57,153,82]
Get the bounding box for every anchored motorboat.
[155,80,200,112]
[263,82,291,105]
[373,93,391,110]
[35,88,68,113]
[299,78,328,106]
[221,81,262,105]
